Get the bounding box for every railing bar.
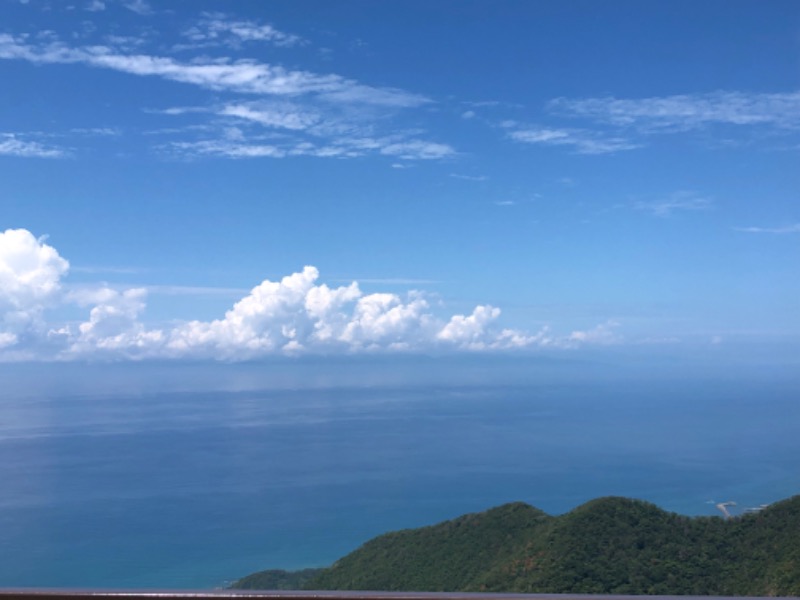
[0,592,794,600]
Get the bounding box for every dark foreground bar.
[0,592,796,600]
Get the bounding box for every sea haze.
[0,352,798,589]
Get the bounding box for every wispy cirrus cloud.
[634,191,713,217]
[502,90,800,155]
[506,125,640,154]
[331,277,441,286]
[68,127,121,138]
[0,30,451,162]
[155,99,453,161]
[379,140,455,160]
[218,103,321,130]
[65,282,249,300]
[734,223,800,234]
[168,139,288,159]
[166,135,455,161]
[0,134,66,158]
[123,0,152,16]
[549,90,800,133]
[70,265,146,275]
[0,33,429,108]
[143,285,251,297]
[180,12,305,49]
[449,173,487,181]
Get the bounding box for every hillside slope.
[233,494,800,596]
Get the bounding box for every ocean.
[1,353,798,589]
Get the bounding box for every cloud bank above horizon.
[0,228,616,362]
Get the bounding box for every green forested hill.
[232,495,800,596]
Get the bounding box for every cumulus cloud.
[166,267,321,358]
[164,269,483,357]
[0,229,69,345]
[437,305,501,349]
[0,229,620,361]
[63,287,164,357]
[438,306,552,350]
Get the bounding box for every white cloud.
[437,305,500,348]
[304,281,362,342]
[0,229,69,346]
[123,0,152,16]
[66,287,164,357]
[734,223,800,234]
[70,127,120,136]
[379,140,455,160]
[549,91,800,132]
[566,320,621,346]
[219,103,321,131]
[164,270,438,357]
[144,285,249,297]
[449,173,487,182]
[437,306,547,350]
[507,90,800,155]
[340,292,433,350]
[166,267,321,358]
[182,12,305,48]
[169,139,288,159]
[0,332,18,348]
[0,230,618,361]
[0,32,447,162]
[340,278,440,285]
[0,134,65,158]
[0,32,448,161]
[0,34,429,108]
[507,126,639,154]
[167,134,454,162]
[85,0,105,11]
[70,265,146,275]
[634,191,713,217]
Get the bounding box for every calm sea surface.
[1,356,798,588]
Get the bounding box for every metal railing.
[0,591,793,600]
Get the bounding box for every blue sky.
[1,0,798,361]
